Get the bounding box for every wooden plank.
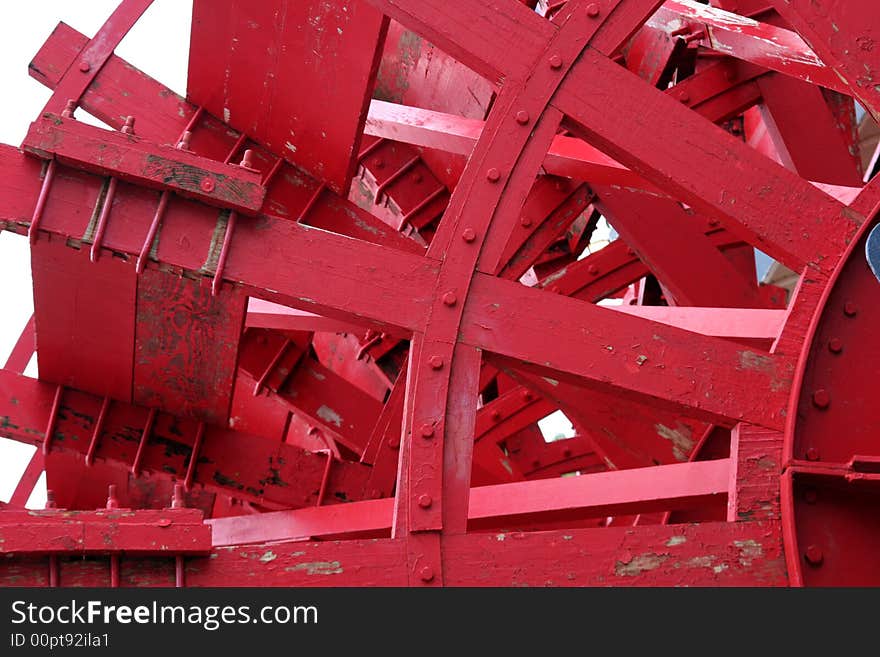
[188,0,388,194]
[134,269,246,425]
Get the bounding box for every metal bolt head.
[461,227,477,242]
[588,264,599,276]
[45,490,57,509]
[515,110,530,125]
[548,54,563,69]
[420,423,435,439]
[805,447,820,461]
[521,217,533,228]
[78,61,91,73]
[388,436,400,450]
[200,178,216,193]
[680,92,691,104]
[490,409,501,422]
[486,167,501,182]
[812,389,830,409]
[442,291,457,306]
[419,566,435,582]
[418,494,432,509]
[374,158,385,169]
[804,545,824,566]
[828,338,843,354]
[121,116,136,135]
[586,2,601,17]
[521,389,533,401]
[844,301,858,317]
[429,355,444,370]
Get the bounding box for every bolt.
[803,488,818,504]
[388,436,400,450]
[521,217,533,228]
[844,301,858,317]
[419,566,435,582]
[429,355,444,370]
[588,265,599,276]
[828,338,843,354]
[680,92,691,104]
[45,490,57,509]
[177,131,193,151]
[61,100,77,119]
[486,167,501,182]
[239,149,255,170]
[78,61,91,73]
[806,447,820,461]
[418,494,432,509]
[490,409,501,422]
[515,110,530,125]
[442,291,457,306]
[461,227,476,242]
[804,545,824,566]
[549,285,560,294]
[106,484,118,510]
[200,178,216,193]
[420,424,435,439]
[548,54,563,69]
[521,389,533,401]
[812,389,830,409]
[586,2,601,17]
[121,116,136,135]
[375,158,385,169]
[171,483,185,509]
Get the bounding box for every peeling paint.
[316,405,343,427]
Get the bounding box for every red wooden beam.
[209,458,730,545]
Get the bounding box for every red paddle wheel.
[0,0,878,586]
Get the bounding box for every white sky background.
[0,2,192,506]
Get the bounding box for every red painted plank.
[188,0,388,194]
[23,114,266,214]
[31,234,136,401]
[134,269,246,425]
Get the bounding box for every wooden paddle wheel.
[1,0,878,586]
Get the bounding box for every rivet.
[490,409,501,422]
[515,110,530,125]
[78,61,91,73]
[588,265,599,276]
[429,355,444,370]
[805,447,820,461]
[521,390,533,401]
[418,494,432,508]
[549,285,561,294]
[804,545,824,566]
[374,159,385,169]
[812,389,830,409]
[461,227,477,242]
[828,338,843,354]
[486,167,501,182]
[844,302,858,317]
[442,291,457,306]
[200,178,215,193]
[420,424,435,439]
[419,566,435,582]
[548,54,563,69]
[521,217,533,228]
[586,2,601,17]
[803,488,818,504]
[680,92,691,104]
[388,437,400,450]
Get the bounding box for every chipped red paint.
[0,0,876,586]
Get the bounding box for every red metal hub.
[0,0,879,586]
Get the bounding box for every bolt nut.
[419,566,435,582]
[586,2,601,17]
[418,494,432,509]
[486,167,501,182]
[200,178,216,193]
[804,545,824,566]
[420,423,435,439]
[805,447,820,461]
[588,265,599,276]
[844,301,858,317]
[521,217,533,228]
[462,227,477,242]
[429,355,444,370]
[515,110,530,125]
[828,338,843,354]
[388,437,400,450]
[812,389,830,409]
[78,61,91,73]
[442,291,457,306]
[490,409,501,422]
[548,54,563,69]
